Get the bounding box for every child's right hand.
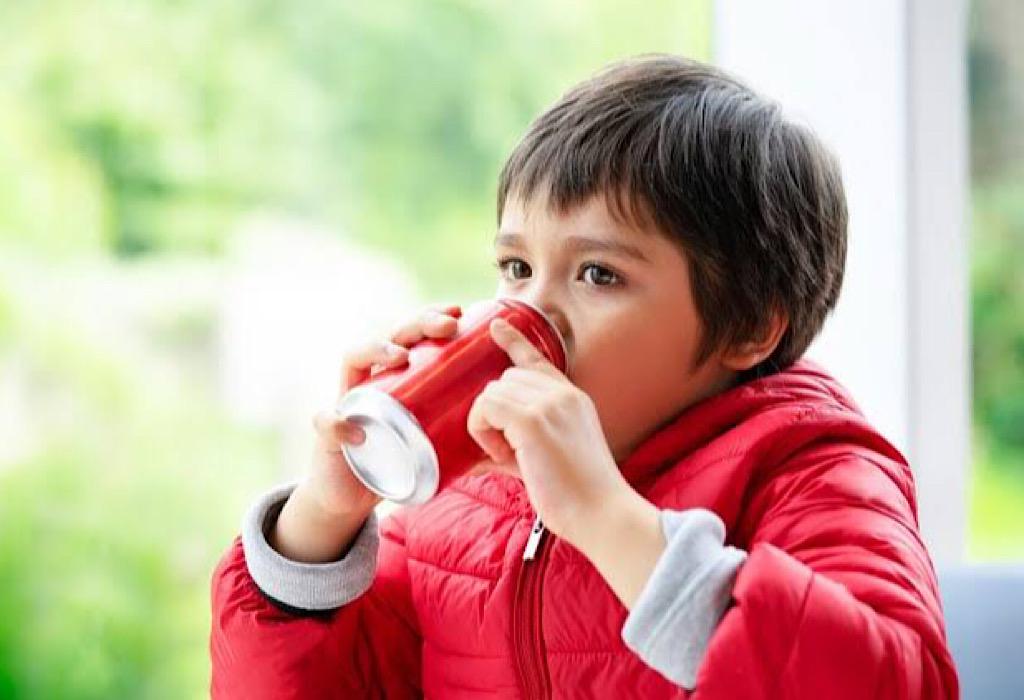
[270,304,462,563]
[305,303,464,517]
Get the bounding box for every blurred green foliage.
[0,257,280,697]
[0,0,710,296]
[971,179,1024,452]
[0,1,711,697]
[967,0,1024,559]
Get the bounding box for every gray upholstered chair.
[938,564,1024,699]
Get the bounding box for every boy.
[210,54,959,698]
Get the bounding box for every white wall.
[713,0,969,562]
[218,217,421,480]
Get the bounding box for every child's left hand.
[466,316,633,546]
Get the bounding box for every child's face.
[495,193,740,463]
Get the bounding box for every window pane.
[968,0,1024,560]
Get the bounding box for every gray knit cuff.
[240,482,380,611]
[621,508,747,690]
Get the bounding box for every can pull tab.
[523,516,546,561]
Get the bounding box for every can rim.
[498,297,569,372]
[335,386,440,505]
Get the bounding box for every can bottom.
[334,386,440,505]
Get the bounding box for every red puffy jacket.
[210,358,959,698]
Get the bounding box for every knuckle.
[557,393,579,416]
[339,353,355,372]
[523,405,547,425]
[382,340,405,357]
[312,410,330,431]
[390,319,418,340]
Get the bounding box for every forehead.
[496,192,666,264]
[500,190,641,231]
[493,230,653,265]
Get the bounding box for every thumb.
[466,430,520,478]
[467,458,521,479]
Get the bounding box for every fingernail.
[386,344,406,357]
[341,423,365,445]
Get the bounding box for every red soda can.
[335,298,568,504]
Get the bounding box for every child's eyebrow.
[494,232,651,264]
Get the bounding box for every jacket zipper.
[513,514,552,698]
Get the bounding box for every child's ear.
[721,309,789,372]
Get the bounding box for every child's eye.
[580,262,622,287]
[494,257,531,280]
[494,257,623,288]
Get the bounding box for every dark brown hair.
[497,54,847,382]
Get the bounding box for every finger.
[437,304,462,319]
[483,376,548,408]
[467,391,519,462]
[466,457,520,479]
[479,427,516,464]
[489,318,557,373]
[467,384,537,457]
[420,302,463,318]
[466,396,511,463]
[391,309,460,347]
[500,366,555,391]
[340,341,409,392]
[313,410,366,447]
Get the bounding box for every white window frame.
[713,0,969,563]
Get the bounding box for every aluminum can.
[335,297,568,504]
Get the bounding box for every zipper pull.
[522,516,546,561]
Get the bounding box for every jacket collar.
[617,357,899,486]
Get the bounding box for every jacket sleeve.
[621,508,747,690]
[694,450,960,699]
[210,483,422,699]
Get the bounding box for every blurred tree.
[0,0,710,295]
[0,2,712,697]
[969,0,1024,457]
[971,180,1024,452]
